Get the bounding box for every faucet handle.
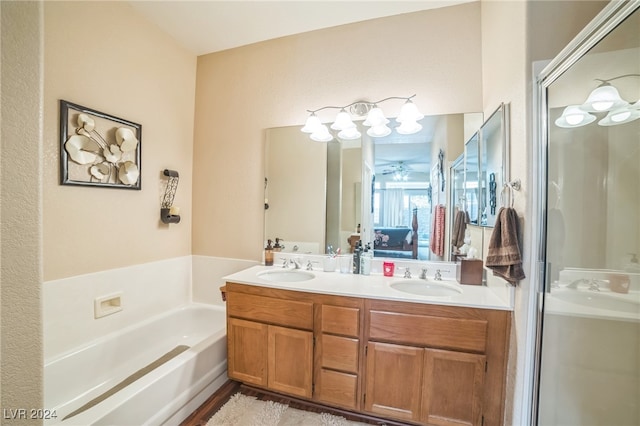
[404,267,412,278]
[281,258,289,268]
[434,269,442,281]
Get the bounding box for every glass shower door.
[536,4,640,426]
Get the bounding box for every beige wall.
[1,1,44,422]
[193,2,484,261]
[43,1,197,280]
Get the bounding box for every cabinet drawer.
[227,292,313,330]
[369,311,487,353]
[321,334,359,373]
[321,305,360,337]
[318,369,358,409]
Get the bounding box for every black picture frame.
[59,100,142,190]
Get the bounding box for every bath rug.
[63,345,190,421]
[207,393,368,426]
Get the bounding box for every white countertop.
[223,265,513,311]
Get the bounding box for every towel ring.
[500,179,521,208]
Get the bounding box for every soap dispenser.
[274,238,283,252]
[352,241,362,274]
[360,243,372,275]
[265,239,274,266]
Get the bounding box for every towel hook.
[500,178,521,208]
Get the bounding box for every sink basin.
[390,279,463,297]
[257,269,315,283]
[552,290,639,314]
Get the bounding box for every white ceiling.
[129,0,475,56]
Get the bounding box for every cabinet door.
[364,342,423,422]
[227,317,268,386]
[422,348,486,426]
[268,325,313,398]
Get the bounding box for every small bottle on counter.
[273,238,283,252]
[265,239,274,266]
[360,243,372,275]
[352,241,362,274]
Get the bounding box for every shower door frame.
[530,0,640,424]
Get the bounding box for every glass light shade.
[555,105,595,128]
[598,107,640,126]
[396,119,423,135]
[397,100,424,122]
[580,84,628,112]
[330,110,355,130]
[337,127,361,140]
[363,106,389,127]
[366,124,392,138]
[310,124,333,142]
[301,113,321,133]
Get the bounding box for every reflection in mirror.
[264,113,481,262]
[480,104,509,227]
[536,7,639,426]
[464,132,480,225]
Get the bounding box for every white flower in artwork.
[115,127,138,152]
[64,134,100,165]
[104,144,122,163]
[90,163,110,180]
[77,113,95,131]
[118,161,139,185]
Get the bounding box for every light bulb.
[611,110,631,122]
[301,113,321,133]
[331,110,355,130]
[310,124,333,142]
[581,84,627,112]
[338,127,361,140]
[565,114,584,125]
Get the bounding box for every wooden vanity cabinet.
[225,282,510,426]
[226,285,314,398]
[225,282,364,405]
[363,299,510,426]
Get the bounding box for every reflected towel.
[430,204,446,257]
[486,207,525,284]
[451,209,468,249]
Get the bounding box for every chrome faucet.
[434,269,442,281]
[419,268,428,280]
[291,258,302,269]
[566,278,603,291]
[404,267,411,279]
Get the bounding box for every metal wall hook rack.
[160,169,180,224]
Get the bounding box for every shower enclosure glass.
[535,2,640,425]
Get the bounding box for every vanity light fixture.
[302,95,424,141]
[555,74,640,128]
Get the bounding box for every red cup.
[383,262,395,277]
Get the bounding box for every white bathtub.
[44,303,227,426]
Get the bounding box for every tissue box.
[457,259,483,285]
[608,273,630,294]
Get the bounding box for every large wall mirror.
[448,103,511,261]
[264,111,483,262]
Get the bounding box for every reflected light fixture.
[302,95,424,141]
[556,74,640,128]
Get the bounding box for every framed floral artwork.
[59,100,142,189]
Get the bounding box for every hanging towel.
[486,207,525,284]
[430,204,446,257]
[451,209,468,249]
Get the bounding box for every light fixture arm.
[594,73,640,85]
[306,94,417,114]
